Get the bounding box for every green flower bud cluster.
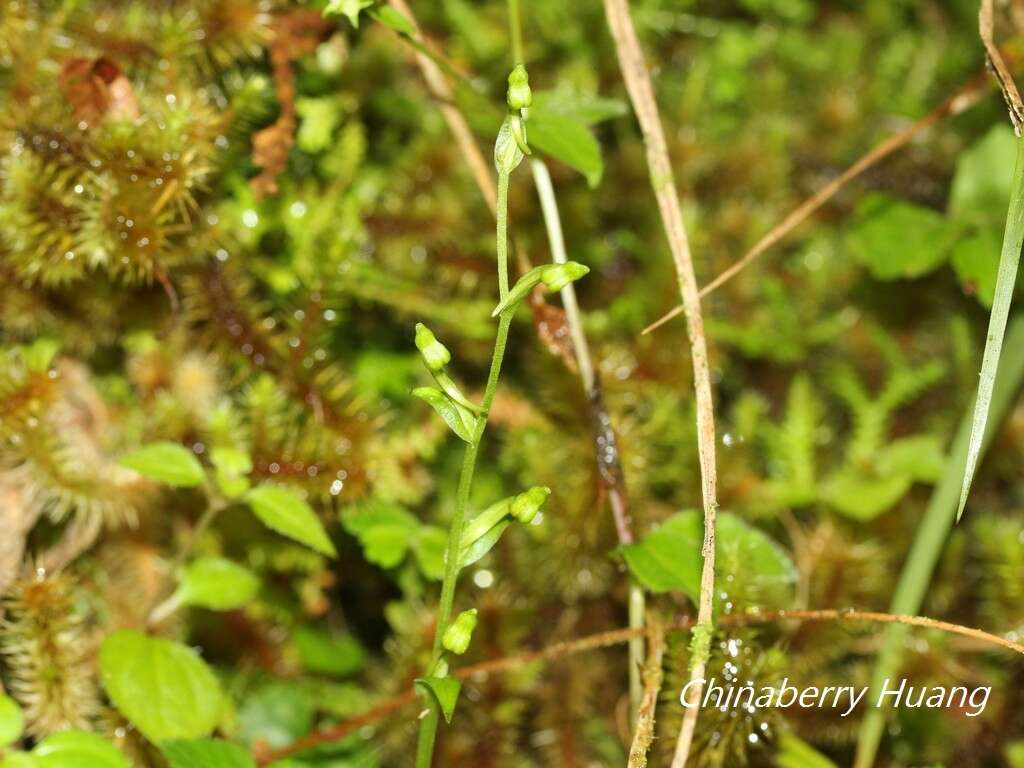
[412,323,482,444]
[491,261,591,317]
[442,609,478,655]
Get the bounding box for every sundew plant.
[2,1,1024,767]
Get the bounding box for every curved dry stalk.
[981,0,1024,133]
[642,69,993,335]
[598,0,719,765]
[257,607,1024,764]
[628,615,666,767]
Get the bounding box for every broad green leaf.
[415,676,461,723]
[530,90,627,125]
[949,125,1017,224]
[0,693,23,746]
[361,525,412,568]
[876,435,945,482]
[100,630,223,742]
[412,525,448,580]
[177,557,260,611]
[775,731,838,768]
[119,442,204,487]
[412,387,477,443]
[342,499,418,536]
[368,6,415,36]
[822,469,910,521]
[959,134,1024,521]
[323,0,372,27]
[209,446,252,476]
[236,683,314,749]
[33,731,129,768]
[621,511,796,606]
[847,194,960,280]
[951,229,1000,307]
[160,740,254,768]
[528,110,603,187]
[246,485,336,556]
[294,626,365,677]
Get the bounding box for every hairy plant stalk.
[599,0,718,764]
[854,315,1024,767]
[530,158,646,717]
[414,171,514,767]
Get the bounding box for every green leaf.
[951,229,1001,307]
[822,469,911,521]
[100,630,223,742]
[528,110,603,187]
[876,435,945,482]
[119,442,204,487]
[32,731,129,768]
[459,518,510,568]
[491,265,546,317]
[294,626,366,677]
[236,683,314,750]
[0,754,37,768]
[246,485,337,556]
[177,557,260,611]
[415,676,461,723]
[775,731,838,768]
[0,693,23,746]
[950,125,1018,224]
[621,511,796,605]
[959,134,1024,521]
[847,194,960,280]
[160,740,254,768]
[323,0,373,27]
[368,6,415,35]
[361,524,413,568]
[530,90,627,125]
[412,387,478,443]
[412,525,448,580]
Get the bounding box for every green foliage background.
[1,0,1023,765]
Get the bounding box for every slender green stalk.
[854,314,1024,767]
[957,134,1024,520]
[508,0,524,66]
[414,171,513,767]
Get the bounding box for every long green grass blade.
[854,315,1024,767]
[957,134,1024,521]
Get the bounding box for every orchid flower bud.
[415,323,451,371]
[442,609,478,655]
[540,262,590,292]
[506,65,533,110]
[510,486,550,524]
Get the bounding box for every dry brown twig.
[981,0,1024,134]
[256,607,1024,764]
[627,614,666,767]
[599,0,719,765]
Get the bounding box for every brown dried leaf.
[58,56,139,125]
[250,11,330,198]
[528,289,577,370]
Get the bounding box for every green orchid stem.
[508,0,524,66]
[415,171,513,766]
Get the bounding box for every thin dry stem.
[599,0,719,765]
[257,607,1024,764]
[628,615,666,767]
[643,70,992,334]
[981,0,1024,134]
[387,0,497,216]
